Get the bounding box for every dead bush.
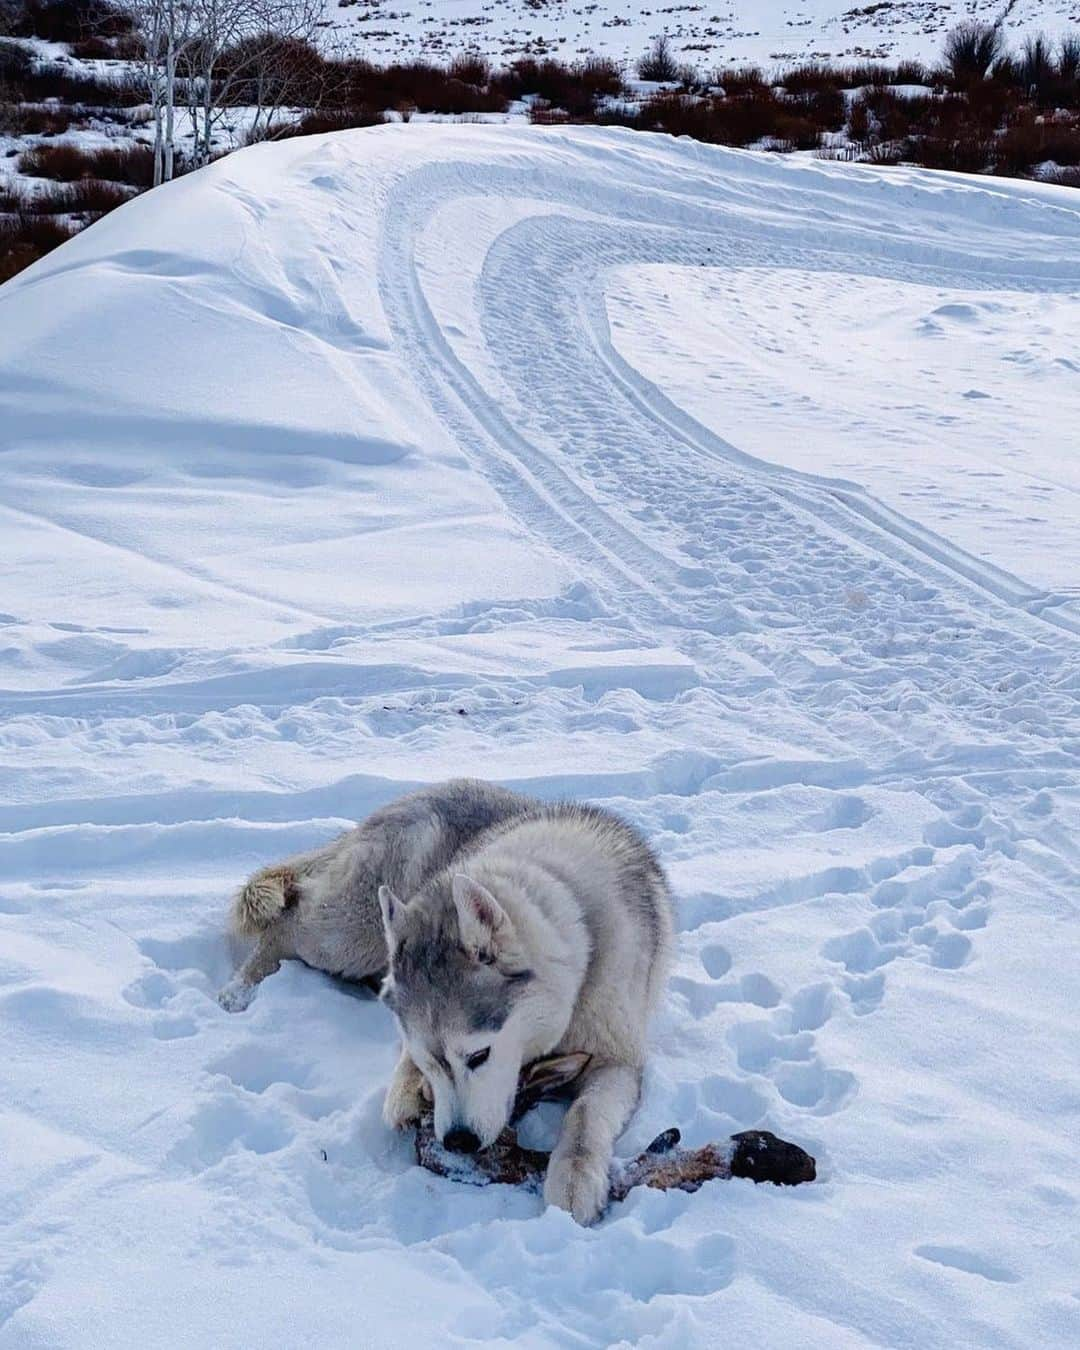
[0,101,82,134]
[638,92,710,139]
[213,35,324,108]
[15,64,145,106]
[8,0,134,41]
[847,95,870,143]
[708,89,786,146]
[1059,35,1080,91]
[20,177,133,212]
[781,63,840,95]
[495,56,622,116]
[260,106,385,139]
[943,21,1006,88]
[18,142,156,186]
[0,212,74,284]
[344,59,507,115]
[69,32,143,59]
[527,100,570,126]
[997,112,1080,174]
[637,36,678,82]
[836,59,930,87]
[447,50,490,88]
[712,66,765,96]
[784,85,846,131]
[767,114,823,151]
[862,86,936,140]
[916,128,995,173]
[0,37,33,81]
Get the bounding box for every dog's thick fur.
[219,780,534,1010]
[221,779,673,1225]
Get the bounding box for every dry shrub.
[0,98,82,135]
[781,63,839,95]
[638,92,710,139]
[916,128,996,173]
[848,95,870,143]
[637,36,678,82]
[496,56,622,116]
[18,142,156,186]
[8,0,134,42]
[527,100,570,126]
[784,85,845,131]
[23,178,133,212]
[213,35,324,107]
[708,89,786,146]
[862,86,936,140]
[997,112,1080,174]
[14,64,145,106]
[447,50,490,88]
[260,106,385,140]
[69,32,143,59]
[0,212,74,284]
[943,21,1006,88]
[638,87,822,150]
[0,37,33,81]
[712,66,765,96]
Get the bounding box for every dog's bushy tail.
[230,867,292,937]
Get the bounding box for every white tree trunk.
[164,32,176,181]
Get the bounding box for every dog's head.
[379,873,547,1151]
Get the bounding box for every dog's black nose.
[443,1127,481,1154]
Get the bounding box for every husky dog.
[221,779,673,1225]
[379,802,672,1224]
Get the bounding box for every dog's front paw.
[383,1068,425,1130]
[544,1152,611,1226]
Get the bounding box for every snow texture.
[1,124,1079,1348]
[324,0,1080,68]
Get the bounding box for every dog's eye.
[466,1048,490,1071]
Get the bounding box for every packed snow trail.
[0,126,1078,1348]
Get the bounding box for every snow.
[606,262,1080,592]
[324,0,1080,68]
[2,123,1080,1347]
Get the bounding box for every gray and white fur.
[219,779,534,1009]
[220,779,673,1225]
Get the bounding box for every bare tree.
[127,0,199,185]
[121,0,321,182]
[183,0,321,165]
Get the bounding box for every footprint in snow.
[915,1244,1020,1284]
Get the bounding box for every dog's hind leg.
[217,928,287,1012]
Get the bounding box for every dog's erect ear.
[451,874,513,960]
[511,1052,591,1122]
[378,884,405,954]
[521,1052,591,1095]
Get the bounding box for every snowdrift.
[1,125,1079,1348]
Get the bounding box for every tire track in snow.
[366,144,1080,1136]
[484,209,1080,641]
[376,170,730,634]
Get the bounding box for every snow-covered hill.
[1,125,1079,1347]
[327,0,1080,68]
